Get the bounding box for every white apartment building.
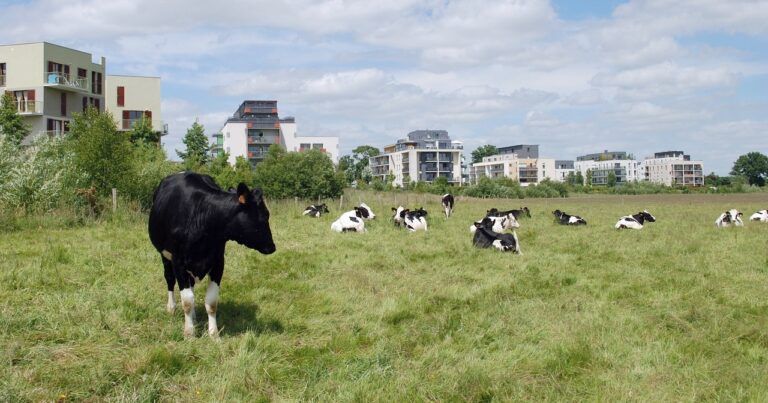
[555,160,575,182]
[468,153,519,183]
[0,42,163,142]
[468,143,558,186]
[105,75,166,135]
[213,100,339,166]
[574,151,639,185]
[641,151,704,186]
[370,130,463,186]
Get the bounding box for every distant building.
[469,144,556,186]
[0,41,162,142]
[498,144,539,159]
[369,130,463,186]
[555,160,575,182]
[641,151,704,186]
[213,100,339,166]
[574,150,639,185]
[469,153,519,183]
[105,75,166,136]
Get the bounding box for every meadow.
[1,191,767,401]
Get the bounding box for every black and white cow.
[469,209,520,233]
[442,194,454,217]
[392,206,428,231]
[715,209,744,227]
[749,209,768,222]
[331,203,376,232]
[553,209,587,225]
[472,217,521,253]
[510,207,531,219]
[148,172,276,338]
[303,203,330,218]
[615,210,656,230]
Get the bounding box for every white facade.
[280,120,340,164]
[219,122,251,165]
[574,159,640,185]
[105,75,164,134]
[641,154,704,186]
[469,153,519,183]
[554,161,575,182]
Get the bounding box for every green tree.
[731,152,768,186]
[585,169,593,186]
[255,145,344,199]
[129,117,161,145]
[0,92,30,146]
[575,171,584,186]
[339,145,380,184]
[471,144,498,163]
[177,121,210,167]
[565,171,575,185]
[67,108,132,195]
[607,171,617,187]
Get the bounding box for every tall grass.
[1,192,767,400]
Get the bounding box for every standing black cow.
[442,194,454,217]
[148,172,276,338]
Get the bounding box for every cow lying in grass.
[749,209,768,222]
[553,209,587,225]
[469,209,520,234]
[392,206,428,231]
[472,217,521,253]
[331,203,376,233]
[715,209,744,227]
[148,172,276,339]
[303,203,330,218]
[615,210,656,229]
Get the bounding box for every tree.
[0,92,30,146]
[607,171,617,187]
[67,108,132,195]
[339,145,380,184]
[565,171,576,185]
[575,171,584,186]
[255,145,345,199]
[731,152,768,186]
[177,121,210,167]
[129,117,161,145]
[471,145,498,163]
[585,169,593,186]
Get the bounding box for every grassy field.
[1,192,767,401]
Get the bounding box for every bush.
[255,146,345,199]
[121,143,180,210]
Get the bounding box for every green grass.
[1,192,768,400]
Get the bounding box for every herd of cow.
[147,172,767,338]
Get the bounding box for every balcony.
[120,119,165,131]
[15,100,42,115]
[247,151,268,159]
[44,72,90,93]
[41,130,67,138]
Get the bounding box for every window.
[0,63,6,86]
[78,68,87,79]
[312,143,323,150]
[117,86,125,107]
[60,93,67,116]
[91,72,103,94]
[47,61,69,83]
[12,90,35,113]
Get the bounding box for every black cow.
[486,207,530,220]
[472,217,521,253]
[303,203,330,218]
[442,194,454,217]
[392,206,428,231]
[553,209,587,225]
[148,172,276,338]
[510,207,531,219]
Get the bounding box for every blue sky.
[2,0,767,174]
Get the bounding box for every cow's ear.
[237,183,250,204]
[474,222,483,228]
[391,207,397,211]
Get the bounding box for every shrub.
[255,146,345,199]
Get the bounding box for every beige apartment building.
[468,153,520,183]
[641,151,704,186]
[0,42,163,141]
[369,130,463,186]
[105,75,165,135]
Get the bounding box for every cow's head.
[318,204,330,214]
[553,209,563,218]
[521,207,531,217]
[486,208,499,216]
[641,210,656,222]
[474,217,495,230]
[414,207,428,217]
[722,211,733,223]
[230,183,276,254]
[356,203,376,220]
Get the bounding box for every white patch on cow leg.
[161,249,172,260]
[205,281,220,339]
[166,290,176,313]
[180,288,195,338]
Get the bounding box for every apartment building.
[213,100,339,166]
[641,151,704,186]
[0,42,105,139]
[0,41,163,142]
[555,160,575,182]
[498,144,539,159]
[468,153,519,183]
[105,75,166,136]
[369,130,463,186]
[574,150,639,185]
[469,144,557,185]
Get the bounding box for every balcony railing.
[120,119,164,131]
[45,72,89,92]
[15,100,42,115]
[41,130,67,138]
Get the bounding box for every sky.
[1,0,767,174]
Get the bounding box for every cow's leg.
[173,262,195,338]
[206,260,224,339]
[162,257,176,313]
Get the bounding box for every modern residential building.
[0,42,106,139]
[575,150,639,185]
[369,130,463,186]
[555,160,575,182]
[214,100,339,166]
[468,153,519,183]
[641,151,704,186]
[498,144,539,158]
[105,75,166,136]
[0,41,163,142]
